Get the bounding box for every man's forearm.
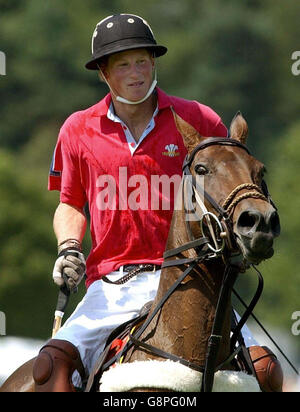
[53,202,87,245]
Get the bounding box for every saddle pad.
[99,359,261,392]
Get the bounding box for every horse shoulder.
[0,357,35,392]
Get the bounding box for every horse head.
[173,109,281,266]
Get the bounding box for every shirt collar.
[107,101,159,123]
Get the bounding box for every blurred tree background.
[0,0,299,376]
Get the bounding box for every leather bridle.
[102,137,274,392]
[179,137,270,391]
[182,137,268,260]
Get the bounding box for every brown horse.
[98,112,280,392]
[0,112,280,392]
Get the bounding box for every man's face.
[101,48,155,102]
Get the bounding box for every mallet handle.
[51,251,79,337]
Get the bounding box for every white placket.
[107,103,158,155]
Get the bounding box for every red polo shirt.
[49,88,227,287]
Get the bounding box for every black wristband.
[57,239,82,255]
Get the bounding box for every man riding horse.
[32,14,282,392]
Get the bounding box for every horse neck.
[151,207,233,367]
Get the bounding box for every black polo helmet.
[85,14,167,70]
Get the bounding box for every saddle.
[85,301,152,392]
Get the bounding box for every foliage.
[259,122,300,354]
[0,149,87,338]
[0,1,299,363]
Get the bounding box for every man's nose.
[129,63,141,75]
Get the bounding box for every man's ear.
[98,65,108,83]
[98,70,105,83]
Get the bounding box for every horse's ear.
[230,111,248,144]
[171,107,203,152]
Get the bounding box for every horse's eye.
[194,164,209,175]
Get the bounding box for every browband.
[183,137,251,171]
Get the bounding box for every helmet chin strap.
[99,66,157,105]
[117,74,157,105]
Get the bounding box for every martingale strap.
[230,266,264,352]
[201,264,239,392]
[129,334,204,373]
[162,237,209,260]
[128,327,244,374]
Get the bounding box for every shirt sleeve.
[48,119,87,209]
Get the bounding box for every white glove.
[53,249,86,292]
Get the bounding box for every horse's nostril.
[237,211,258,233]
[237,209,281,238]
[269,211,281,237]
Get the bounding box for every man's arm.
[54,202,87,245]
[52,202,87,290]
